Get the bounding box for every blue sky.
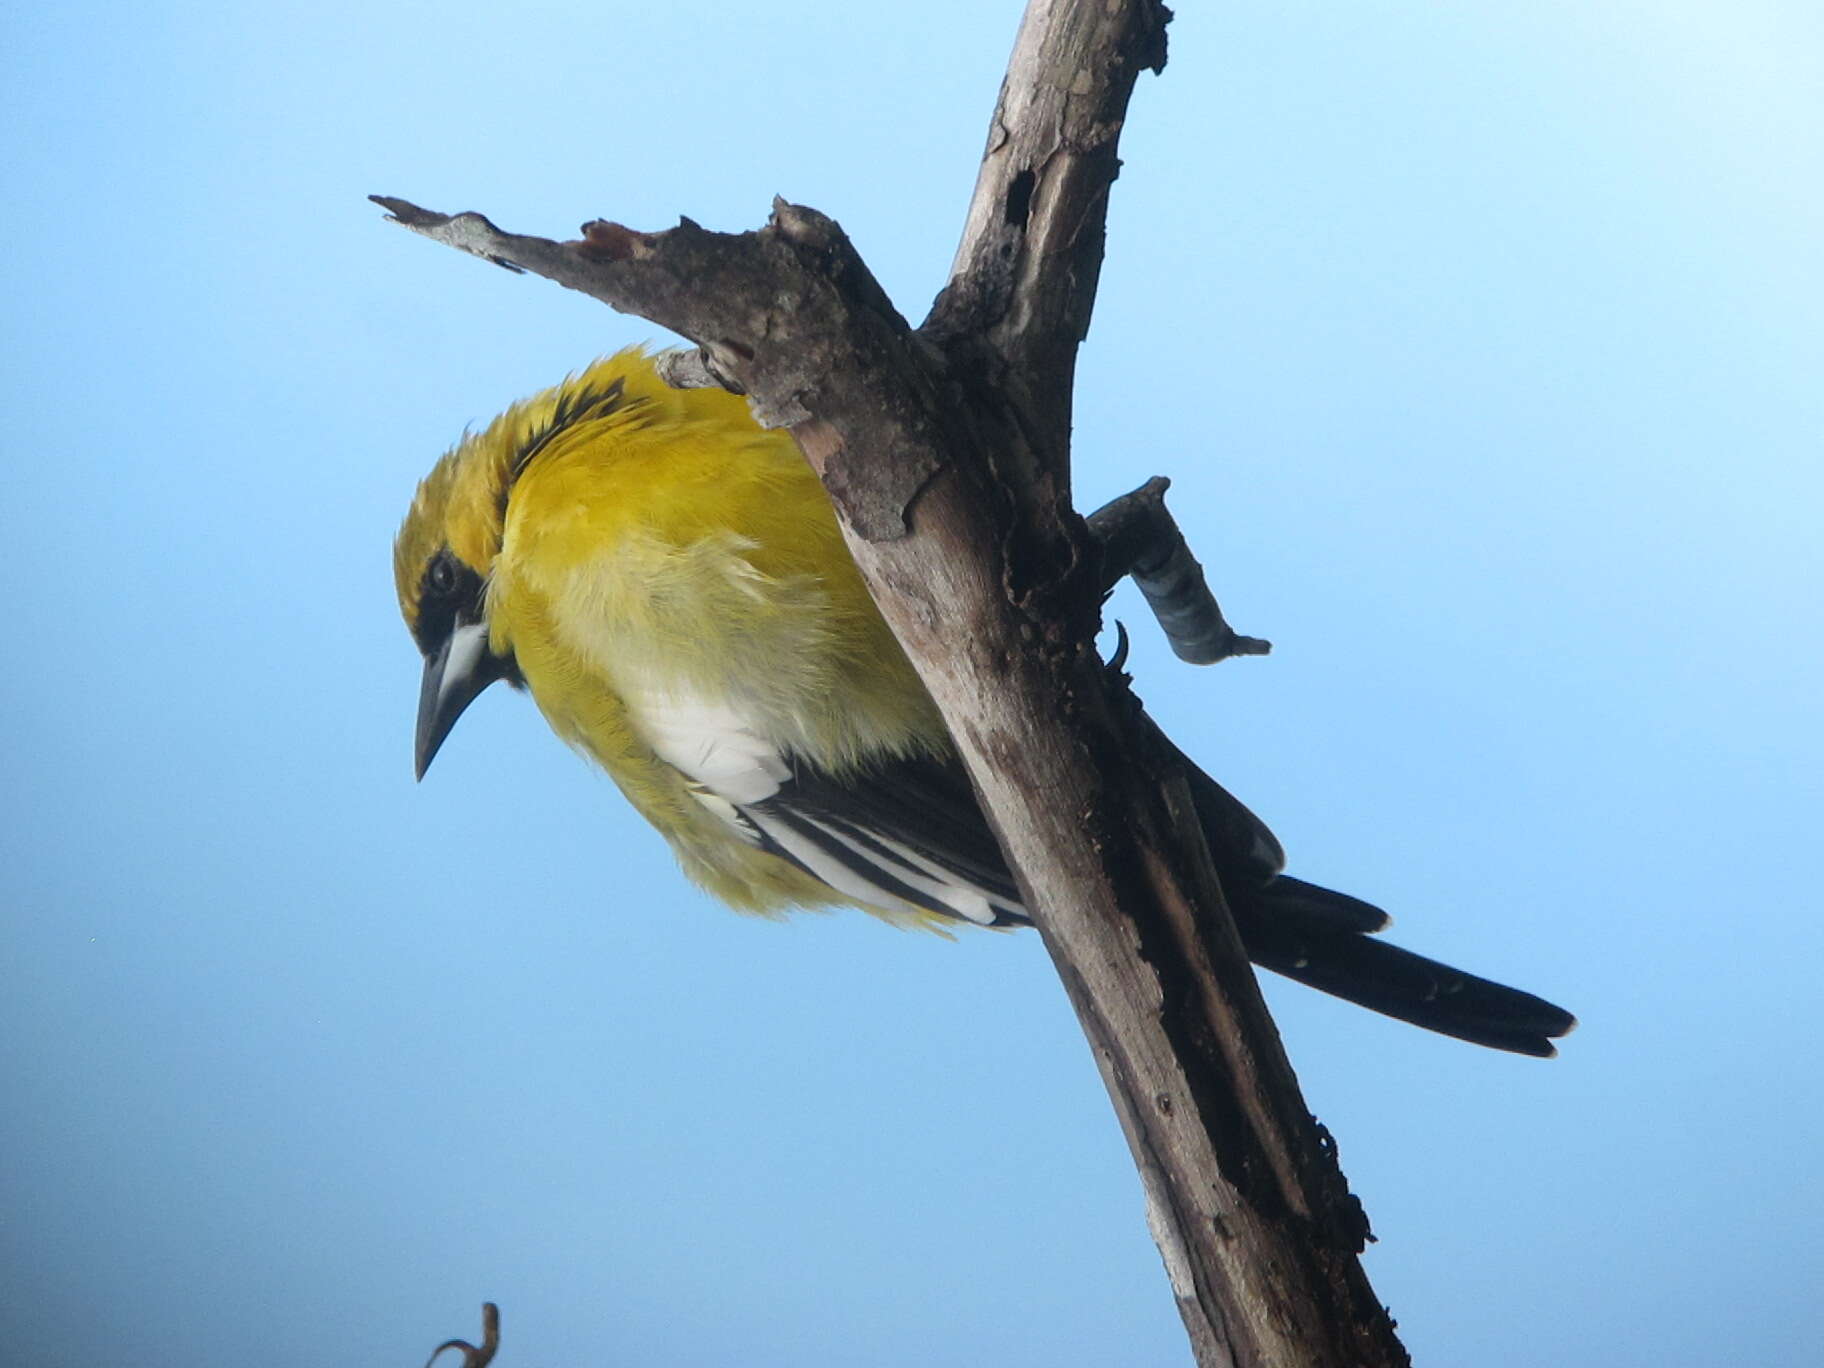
[5,2,1821,1364]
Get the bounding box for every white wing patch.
[620,676,1021,926]
[624,684,791,805]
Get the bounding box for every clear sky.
[5,2,1821,1365]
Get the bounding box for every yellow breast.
[481,354,948,916]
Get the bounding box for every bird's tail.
[1227,875,1578,1057]
[1167,751,1576,1055]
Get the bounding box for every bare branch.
[375,2,1411,1364]
[930,0,1171,449]
[422,1303,499,1368]
[371,195,945,542]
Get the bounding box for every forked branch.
[376,2,1407,1364]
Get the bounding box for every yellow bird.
[396,349,1575,1054]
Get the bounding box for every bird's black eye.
[412,550,485,655]
[426,554,460,597]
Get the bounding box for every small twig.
[371,194,943,542]
[1087,477,1271,664]
[423,1302,500,1368]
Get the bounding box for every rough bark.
[376,2,1409,1363]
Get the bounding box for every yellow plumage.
[398,350,952,924]
[394,348,1576,1051]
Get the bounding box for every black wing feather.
[756,733,1574,1054]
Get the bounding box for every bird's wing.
[625,683,1027,927]
[622,678,1309,929]
[756,751,1029,926]
[620,679,1575,1053]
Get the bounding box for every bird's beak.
[415,621,504,780]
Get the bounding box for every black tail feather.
[1229,880,1578,1057]
[1248,873,1392,936]
[1166,733,1577,1055]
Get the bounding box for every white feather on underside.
[622,681,791,806]
[622,676,1016,924]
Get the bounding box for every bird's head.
[394,412,524,781]
[396,355,660,778]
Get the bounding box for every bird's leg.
[646,348,1266,669]
[653,347,748,395]
[1085,477,1271,664]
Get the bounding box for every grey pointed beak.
[415,621,504,780]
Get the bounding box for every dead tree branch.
[376,1,1408,1363]
[422,1303,499,1368]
